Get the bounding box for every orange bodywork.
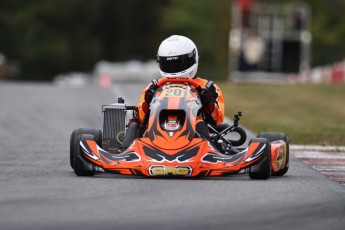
[270,140,287,173]
[79,77,287,177]
[81,137,265,177]
[137,77,225,125]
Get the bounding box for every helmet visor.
[158,49,196,73]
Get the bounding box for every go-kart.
[70,77,289,179]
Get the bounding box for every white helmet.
[157,35,199,78]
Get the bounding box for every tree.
[0,0,169,81]
[160,0,231,80]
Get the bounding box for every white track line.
[291,145,345,152]
[292,147,345,185]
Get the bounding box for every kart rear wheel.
[70,128,102,176]
[257,132,289,176]
[249,138,271,180]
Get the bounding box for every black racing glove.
[144,79,159,104]
[200,88,215,114]
[144,88,155,104]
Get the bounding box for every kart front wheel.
[70,128,102,176]
[257,132,289,176]
[249,138,271,180]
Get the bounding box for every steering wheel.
[157,77,201,90]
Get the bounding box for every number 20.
[165,89,187,97]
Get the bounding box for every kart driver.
[137,35,224,139]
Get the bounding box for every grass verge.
[218,82,345,146]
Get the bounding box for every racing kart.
[70,77,289,179]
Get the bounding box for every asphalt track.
[0,82,345,230]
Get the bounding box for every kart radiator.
[102,103,127,154]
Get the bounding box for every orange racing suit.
[137,77,224,125]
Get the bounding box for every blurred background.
[0,0,227,82]
[0,0,344,145]
[1,0,345,83]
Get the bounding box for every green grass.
[218,83,345,146]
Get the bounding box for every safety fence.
[286,61,345,84]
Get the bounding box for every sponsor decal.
[202,147,246,164]
[166,76,189,80]
[202,153,235,163]
[109,151,141,162]
[167,57,178,60]
[148,165,192,176]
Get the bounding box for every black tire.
[257,132,289,176]
[249,138,271,180]
[70,128,102,168]
[70,128,102,176]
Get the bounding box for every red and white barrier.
[286,61,345,84]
